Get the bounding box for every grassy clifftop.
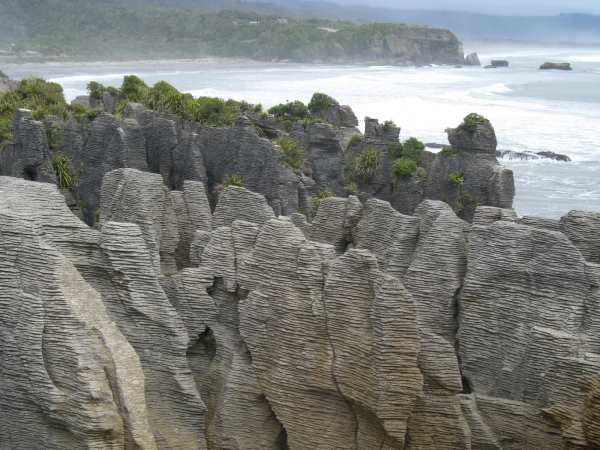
[0,0,463,64]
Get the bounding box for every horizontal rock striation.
[1,95,512,224]
[0,170,599,449]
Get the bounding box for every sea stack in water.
[485,59,509,69]
[540,62,573,71]
[464,52,481,66]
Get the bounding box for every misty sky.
[338,0,600,15]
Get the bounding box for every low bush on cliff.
[402,137,425,161]
[274,136,306,171]
[268,101,309,120]
[352,149,380,180]
[308,93,338,113]
[448,171,465,185]
[0,77,71,144]
[90,77,261,127]
[392,158,417,178]
[312,190,332,211]
[387,137,425,161]
[463,113,489,128]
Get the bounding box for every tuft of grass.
[392,158,417,178]
[312,190,332,211]
[448,171,465,185]
[274,136,306,171]
[51,152,75,189]
[345,182,359,195]
[224,174,245,188]
[347,134,363,148]
[352,149,380,180]
[415,166,428,184]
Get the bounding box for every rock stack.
[0,170,599,449]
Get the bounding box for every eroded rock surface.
[0,172,599,450]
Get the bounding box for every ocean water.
[5,42,600,218]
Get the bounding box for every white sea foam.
[472,83,514,95]
[9,43,599,217]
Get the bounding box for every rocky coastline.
[0,76,599,450]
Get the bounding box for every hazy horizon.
[297,0,600,15]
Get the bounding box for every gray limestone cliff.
[0,171,599,450]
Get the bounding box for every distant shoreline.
[1,56,269,69]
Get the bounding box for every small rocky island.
[0,76,599,450]
[540,62,573,71]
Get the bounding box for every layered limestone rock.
[1,169,599,450]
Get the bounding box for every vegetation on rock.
[268,101,309,120]
[312,190,332,211]
[463,113,489,128]
[223,174,245,188]
[274,136,306,171]
[439,147,457,157]
[308,93,338,113]
[415,166,428,184]
[352,149,380,180]
[51,152,75,189]
[0,77,81,143]
[347,135,362,148]
[401,137,425,161]
[89,77,261,127]
[448,171,465,185]
[392,158,417,178]
[344,182,359,195]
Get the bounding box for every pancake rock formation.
[0,168,599,450]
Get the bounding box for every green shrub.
[120,75,148,103]
[347,134,362,148]
[352,149,380,179]
[439,147,457,157]
[402,137,425,161]
[0,70,7,80]
[46,125,63,149]
[268,100,309,120]
[382,120,396,131]
[345,182,359,195]
[448,171,465,185]
[387,142,403,158]
[0,117,12,145]
[392,158,417,178]
[274,136,305,171]
[415,167,428,184]
[223,174,245,188]
[70,102,101,121]
[308,92,338,113]
[51,152,75,189]
[312,190,332,211]
[463,113,489,128]
[87,81,105,101]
